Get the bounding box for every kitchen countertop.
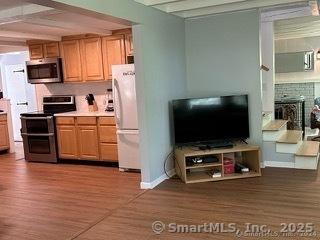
[54,111,115,117]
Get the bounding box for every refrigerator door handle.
[113,78,122,128]
[117,130,139,135]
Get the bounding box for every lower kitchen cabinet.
[77,125,99,160]
[55,116,117,162]
[100,143,118,162]
[56,125,78,159]
[0,115,9,151]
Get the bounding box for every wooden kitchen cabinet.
[80,38,104,81]
[102,35,126,80]
[99,117,118,162]
[100,143,118,161]
[0,115,9,151]
[43,42,60,58]
[27,30,133,82]
[77,125,99,160]
[99,125,117,143]
[29,44,43,59]
[60,40,82,82]
[55,116,116,162]
[125,33,134,57]
[56,125,78,159]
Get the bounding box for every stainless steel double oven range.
[20,95,76,163]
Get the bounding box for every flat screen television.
[172,95,249,146]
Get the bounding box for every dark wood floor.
[1,144,320,239]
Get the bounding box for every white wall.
[185,10,262,145]
[275,36,320,83]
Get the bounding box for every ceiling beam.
[0,30,61,41]
[156,0,247,12]
[23,18,112,35]
[261,5,312,22]
[0,3,61,27]
[0,3,60,20]
[142,0,183,6]
[0,40,27,47]
[176,0,307,18]
[275,31,320,39]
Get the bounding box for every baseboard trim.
[140,169,176,189]
[264,161,295,168]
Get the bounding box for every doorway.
[3,63,37,141]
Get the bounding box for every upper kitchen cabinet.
[80,38,104,81]
[102,35,126,80]
[29,44,43,59]
[28,42,60,59]
[125,33,134,57]
[43,42,60,58]
[60,40,82,82]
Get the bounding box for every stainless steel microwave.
[26,58,63,84]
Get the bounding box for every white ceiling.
[134,0,312,18]
[0,1,131,54]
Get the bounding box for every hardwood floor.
[76,167,320,240]
[0,143,143,240]
[1,144,320,239]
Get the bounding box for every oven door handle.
[21,133,55,137]
[21,116,53,120]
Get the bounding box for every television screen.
[172,95,249,145]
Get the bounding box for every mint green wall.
[185,10,262,145]
[47,0,187,183]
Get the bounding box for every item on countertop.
[104,88,113,112]
[106,100,114,112]
[85,95,93,105]
[85,93,98,112]
[0,91,3,99]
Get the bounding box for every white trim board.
[140,169,176,189]
[264,161,295,168]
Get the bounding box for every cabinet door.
[56,125,78,159]
[100,143,118,162]
[29,44,43,59]
[125,33,133,57]
[44,42,60,58]
[77,125,99,160]
[0,121,9,150]
[80,38,104,81]
[102,35,125,80]
[99,125,117,143]
[60,40,82,82]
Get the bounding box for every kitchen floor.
[1,144,320,239]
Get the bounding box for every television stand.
[175,144,261,184]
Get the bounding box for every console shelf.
[175,144,261,184]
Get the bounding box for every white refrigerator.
[112,64,140,170]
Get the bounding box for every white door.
[4,64,36,141]
[112,64,139,130]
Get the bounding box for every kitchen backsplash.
[35,82,112,112]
